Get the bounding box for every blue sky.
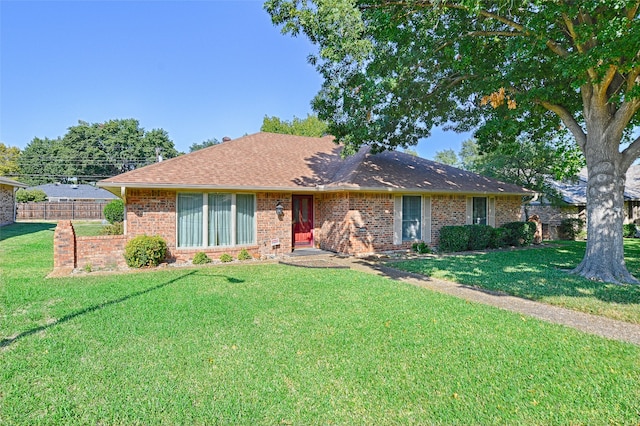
[0,0,470,159]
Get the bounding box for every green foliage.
[623,223,638,238]
[433,149,460,168]
[15,188,47,202]
[502,222,535,247]
[0,143,21,176]
[438,226,470,253]
[261,114,328,137]
[237,248,253,260]
[18,119,179,184]
[189,138,220,152]
[411,241,431,254]
[559,218,585,241]
[488,227,510,249]
[99,222,124,236]
[466,225,493,251]
[192,252,212,265]
[219,253,234,263]
[103,199,124,224]
[123,235,167,268]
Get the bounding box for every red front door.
[292,195,313,247]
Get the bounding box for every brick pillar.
[54,220,76,269]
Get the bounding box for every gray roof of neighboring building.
[549,165,640,205]
[29,183,119,200]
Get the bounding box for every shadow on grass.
[0,222,56,242]
[1,271,208,348]
[388,242,640,306]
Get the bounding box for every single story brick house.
[98,132,531,261]
[0,176,27,226]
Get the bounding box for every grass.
[1,223,640,424]
[393,241,640,324]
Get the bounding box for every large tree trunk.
[571,131,639,284]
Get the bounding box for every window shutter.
[422,196,431,243]
[488,197,496,227]
[393,196,402,245]
[466,197,473,225]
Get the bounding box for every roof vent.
[71,184,78,189]
[222,136,231,142]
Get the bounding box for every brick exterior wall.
[125,189,294,262]
[52,192,526,270]
[0,184,15,226]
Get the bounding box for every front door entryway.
[292,195,313,248]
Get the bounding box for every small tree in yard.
[103,199,124,224]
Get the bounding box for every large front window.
[178,193,255,248]
[402,195,422,241]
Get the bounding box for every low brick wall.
[53,221,127,271]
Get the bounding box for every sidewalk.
[283,253,640,346]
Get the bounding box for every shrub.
[411,241,431,254]
[99,222,124,235]
[192,252,212,265]
[123,235,167,268]
[488,227,510,249]
[237,249,253,260]
[623,223,637,238]
[219,253,233,263]
[502,222,535,246]
[438,226,470,253]
[103,199,124,224]
[466,225,493,251]
[15,188,47,202]
[559,218,585,240]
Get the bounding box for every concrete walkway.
[283,253,640,346]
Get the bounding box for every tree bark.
[571,131,639,284]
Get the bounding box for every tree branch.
[539,101,587,150]
[621,133,640,170]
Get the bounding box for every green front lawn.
[393,240,640,324]
[1,223,639,424]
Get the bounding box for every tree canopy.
[189,138,220,152]
[0,143,21,177]
[261,114,329,137]
[266,1,640,283]
[18,119,178,185]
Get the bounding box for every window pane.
[209,194,232,246]
[402,195,421,241]
[473,197,487,225]
[178,193,203,247]
[236,194,255,245]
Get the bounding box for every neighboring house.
[0,177,27,226]
[527,165,640,239]
[98,132,530,261]
[29,183,118,202]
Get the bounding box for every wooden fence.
[17,201,109,221]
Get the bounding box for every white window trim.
[393,195,431,245]
[466,196,494,226]
[176,192,257,249]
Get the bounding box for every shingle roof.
[0,177,27,188]
[30,184,118,200]
[98,132,531,195]
[550,165,640,205]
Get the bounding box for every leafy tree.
[266,1,640,284]
[15,189,47,203]
[261,114,328,137]
[402,147,419,156]
[459,139,481,172]
[0,143,21,177]
[18,119,178,184]
[189,138,220,152]
[433,149,460,168]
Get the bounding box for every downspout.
[121,186,127,235]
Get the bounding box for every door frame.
[292,194,314,248]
